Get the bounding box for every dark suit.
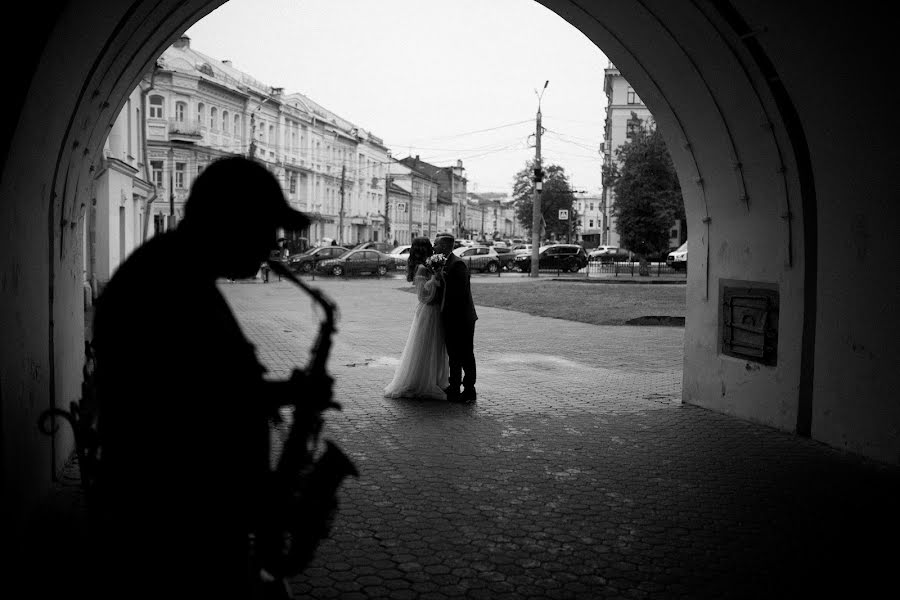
[441,252,478,391]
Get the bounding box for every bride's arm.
[415,265,441,303]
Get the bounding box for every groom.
[434,233,478,403]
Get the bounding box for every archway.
[2,0,897,557]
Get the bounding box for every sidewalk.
[51,277,899,598]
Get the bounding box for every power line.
[397,118,533,144]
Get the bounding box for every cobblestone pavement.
[219,277,899,600]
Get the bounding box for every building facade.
[399,156,467,239]
[573,193,603,246]
[601,63,684,250]
[89,34,394,290]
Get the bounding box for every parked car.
[588,245,631,263]
[388,244,412,267]
[353,241,393,254]
[452,245,502,273]
[490,246,519,270]
[316,248,396,276]
[667,241,688,271]
[512,243,533,254]
[513,244,588,272]
[287,245,350,273]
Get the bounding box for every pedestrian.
[90,156,335,599]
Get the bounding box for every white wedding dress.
[383,265,449,399]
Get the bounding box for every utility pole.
[480,203,485,240]
[338,164,345,246]
[408,178,414,243]
[427,187,433,238]
[531,80,548,277]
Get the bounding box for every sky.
[185,0,609,196]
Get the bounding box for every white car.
[452,245,502,273]
[667,241,688,271]
[388,244,411,266]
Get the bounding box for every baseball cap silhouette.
[184,156,309,231]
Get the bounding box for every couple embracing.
[384,233,478,403]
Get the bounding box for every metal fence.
[469,258,687,279]
[283,257,687,280]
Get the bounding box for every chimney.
[269,87,284,97]
[221,59,232,67]
[172,35,190,49]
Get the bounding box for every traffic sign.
[558,209,569,220]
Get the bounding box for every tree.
[608,115,684,272]
[512,162,577,241]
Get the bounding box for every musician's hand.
[289,368,335,410]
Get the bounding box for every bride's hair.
[406,237,434,282]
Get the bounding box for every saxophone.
[252,260,359,598]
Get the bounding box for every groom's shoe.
[445,385,462,403]
[460,386,477,403]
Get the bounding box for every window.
[589,220,594,228]
[671,229,679,238]
[210,107,217,130]
[150,160,163,187]
[289,174,297,194]
[197,103,205,125]
[626,115,642,139]
[149,95,164,119]
[233,114,240,136]
[222,110,229,134]
[268,125,274,144]
[175,101,186,122]
[589,202,594,211]
[175,162,186,188]
[627,87,638,104]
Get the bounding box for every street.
[218,278,898,599]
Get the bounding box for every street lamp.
[167,146,177,230]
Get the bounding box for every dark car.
[513,244,588,272]
[316,248,396,276]
[286,245,350,273]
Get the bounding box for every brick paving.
[219,276,900,599]
[41,275,900,598]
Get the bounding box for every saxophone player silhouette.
[88,156,354,599]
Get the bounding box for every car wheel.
[332,265,344,276]
[301,262,313,273]
[486,261,499,274]
[377,265,388,276]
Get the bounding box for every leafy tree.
[512,162,577,240]
[608,115,684,270]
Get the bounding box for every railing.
[167,119,202,137]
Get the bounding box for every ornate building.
[89,35,394,293]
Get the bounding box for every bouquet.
[425,253,447,274]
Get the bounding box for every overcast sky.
[185,0,609,195]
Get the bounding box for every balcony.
[168,119,202,142]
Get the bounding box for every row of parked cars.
[284,239,688,276]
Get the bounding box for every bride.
[383,237,449,400]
